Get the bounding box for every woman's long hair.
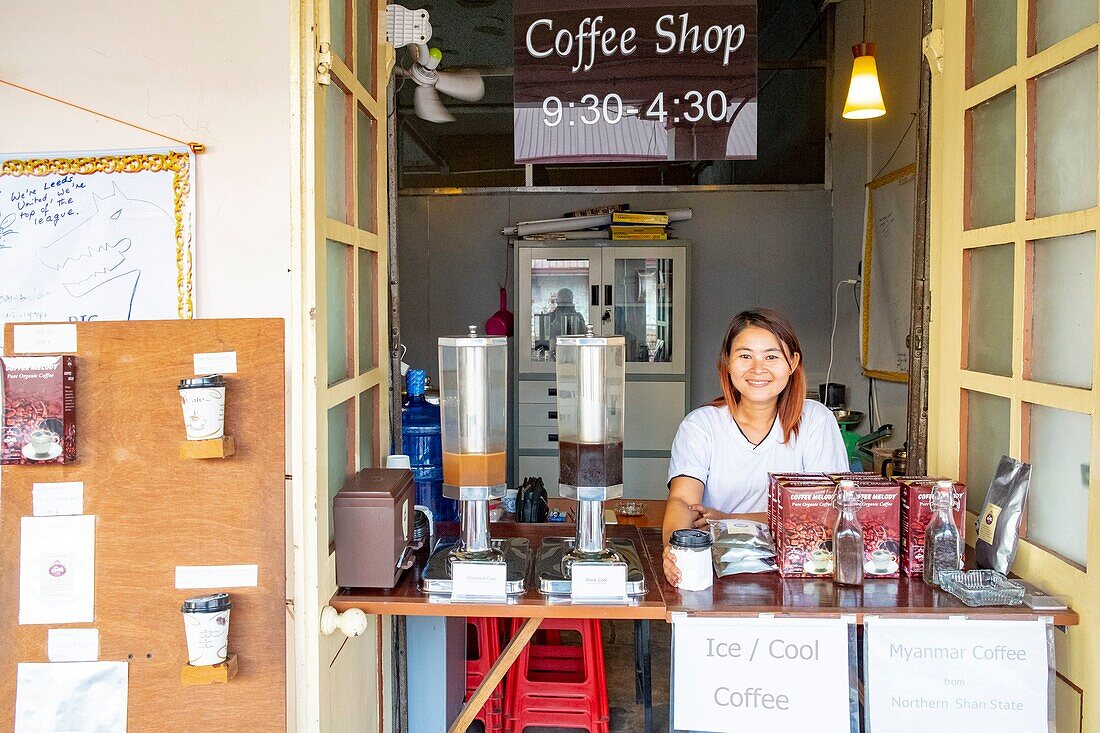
[709,308,807,443]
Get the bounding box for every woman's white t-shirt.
[667,399,849,513]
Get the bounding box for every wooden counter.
[638,528,1080,625]
[330,524,1078,626]
[331,523,666,619]
[547,497,666,528]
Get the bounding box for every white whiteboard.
[0,148,195,334]
[861,164,915,382]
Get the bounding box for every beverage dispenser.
[420,327,528,595]
[536,326,646,595]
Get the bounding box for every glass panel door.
[967,0,1016,86]
[300,1,389,731]
[603,247,687,375]
[931,0,1100,725]
[516,247,600,374]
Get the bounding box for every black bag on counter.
[515,476,549,523]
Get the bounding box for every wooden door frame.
[927,0,1100,727]
[290,1,394,730]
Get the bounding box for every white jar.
[670,529,714,591]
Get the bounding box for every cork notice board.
[0,319,285,731]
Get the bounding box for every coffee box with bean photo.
[895,477,967,576]
[770,476,901,578]
[767,472,825,540]
[771,480,838,577]
[1,355,77,465]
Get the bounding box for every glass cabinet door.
[517,247,602,374]
[602,247,687,374]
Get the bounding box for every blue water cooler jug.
[402,369,459,522]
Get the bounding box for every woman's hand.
[662,543,681,587]
[663,476,705,587]
[688,504,733,528]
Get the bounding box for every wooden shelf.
[179,435,235,459]
[181,654,238,685]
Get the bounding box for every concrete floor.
[467,619,672,733]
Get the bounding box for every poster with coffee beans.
[1,355,76,464]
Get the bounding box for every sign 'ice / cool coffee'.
[671,616,856,733]
[513,1,758,163]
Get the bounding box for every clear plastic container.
[555,328,625,490]
[437,327,508,489]
[937,569,1025,607]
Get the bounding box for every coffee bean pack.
[769,473,902,578]
[1,355,77,464]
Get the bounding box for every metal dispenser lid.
[555,324,625,347]
[438,325,508,347]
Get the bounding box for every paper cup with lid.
[178,374,226,440]
[670,528,714,591]
[181,593,232,666]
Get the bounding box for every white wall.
[830,0,923,447]
[0,1,294,320]
[0,1,297,725]
[398,190,835,408]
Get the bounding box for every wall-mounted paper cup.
[178,375,226,440]
[181,593,231,666]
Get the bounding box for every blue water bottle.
[401,369,458,522]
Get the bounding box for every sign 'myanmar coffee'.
[513,0,758,164]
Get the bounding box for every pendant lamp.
[843,1,886,120]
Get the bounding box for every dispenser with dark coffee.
[536,326,647,595]
[420,327,529,595]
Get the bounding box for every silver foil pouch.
[974,455,1031,575]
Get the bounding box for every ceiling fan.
[386,4,486,123]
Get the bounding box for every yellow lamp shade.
[843,43,886,119]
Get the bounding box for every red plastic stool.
[466,617,505,733]
[504,618,609,733]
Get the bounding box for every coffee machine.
[535,326,646,595]
[421,327,528,595]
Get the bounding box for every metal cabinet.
[516,243,688,375]
[513,240,691,499]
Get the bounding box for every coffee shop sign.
[524,13,747,73]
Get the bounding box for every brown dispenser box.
[333,468,416,588]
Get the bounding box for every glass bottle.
[923,480,964,586]
[833,481,864,586]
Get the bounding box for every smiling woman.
[660,308,848,586]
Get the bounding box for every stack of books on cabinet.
[500,205,692,242]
